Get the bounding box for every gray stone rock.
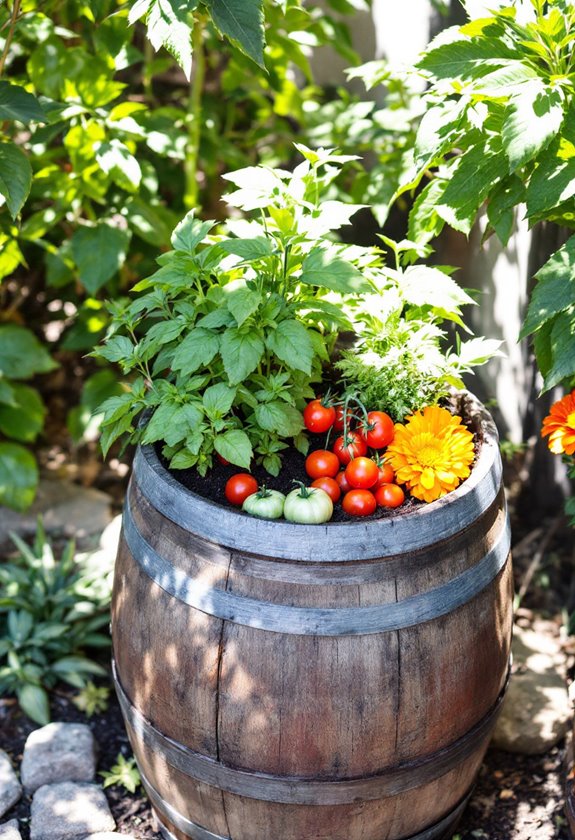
[0,479,113,552]
[30,783,115,840]
[492,622,572,755]
[21,723,97,794]
[0,752,22,819]
[0,820,22,840]
[80,834,135,839]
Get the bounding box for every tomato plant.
[242,486,286,519]
[375,483,405,509]
[303,399,336,434]
[333,432,367,465]
[344,457,379,489]
[305,449,340,479]
[225,473,258,506]
[284,483,333,524]
[311,476,341,503]
[342,489,376,517]
[361,411,395,449]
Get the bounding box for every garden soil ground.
[1,401,575,839]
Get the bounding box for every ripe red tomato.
[375,462,395,487]
[344,456,379,489]
[335,470,352,494]
[375,483,405,509]
[342,489,377,517]
[303,399,336,434]
[305,449,340,479]
[225,473,258,506]
[361,411,395,449]
[333,405,353,432]
[333,431,367,465]
[311,476,341,503]
[216,453,230,466]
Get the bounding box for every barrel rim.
[134,391,503,561]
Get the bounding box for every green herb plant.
[0,521,112,725]
[100,753,142,794]
[336,238,501,421]
[72,681,111,717]
[95,145,375,476]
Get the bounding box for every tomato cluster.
[302,398,405,517]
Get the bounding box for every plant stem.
[0,0,21,78]
[184,16,206,210]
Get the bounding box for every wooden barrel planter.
[111,393,513,840]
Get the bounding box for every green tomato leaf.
[217,237,273,260]
[0,383,46,443]
[17,684,50,726]
[266,320,314,375]
[0,142,32,218]
[254,400,304,437]
[300,247,372,295]
[0,325,57,379]
[96,335,136,364]
[214,429,253,469]
[0,442,38,511]
[0,379,16,406]
[71,223,132,294]
[0,81,46,123]
[220,328,265,384]
[140,402,184,445]
[416,35,511,82]
[225,286,262,326]
[502,81,564,172]
[208,0,265,68]
[171,328,220,376]
[163,403,204,447]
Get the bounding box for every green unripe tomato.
[283,484,333,524]
[242,487,286,520]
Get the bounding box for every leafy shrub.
[100,753,142,793]
[0,521,113,725]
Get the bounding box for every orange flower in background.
[541,389,575,456]
[385,405,475,503]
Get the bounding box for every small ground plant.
[0,520,112,725]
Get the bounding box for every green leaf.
[502,82,565,172]
[140,402,183,445]
[162,403,203,446]
[266,320,314,375]
[0,326,57,379]
[214,429,253,468]
[0,442,38,511]
[171,328,220,376]
[0,81,46,123]
[220,328,264,384]
[541,308,575,392]
[96,335,135,364]
[0,379,16,406]
[0,384,46,443]
[526,139,575,219]
[0,142,32,218]
[144,0,197,79]
[486,175,525,245]
[401,265,475,312]
[95,140,142,191]
[520,236,575,338]
[203,383,236,416]
[414,99,466,169]
[171,211,215,253]
[208,0,265,68]
[254,401,304,437]
[217,237,273,260]
[417,35,510,81]
[435,141,508,235]
[71,223,132,294]
[17,684,50,726]
[225,286,262,327]
[300,247,372,295]
[407,178,446,246]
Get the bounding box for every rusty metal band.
[133,410,503,562]
[114,664,508,807]
[148,768,471,840]
[122,498,511,637]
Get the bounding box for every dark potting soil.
[159,393,483,524]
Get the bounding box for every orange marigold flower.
[541,389,575,456]
[385,405,475,503]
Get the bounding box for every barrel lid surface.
[133,392,503,562]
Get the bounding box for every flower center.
[417,441,443,467]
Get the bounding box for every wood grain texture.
[111,395,514,840]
